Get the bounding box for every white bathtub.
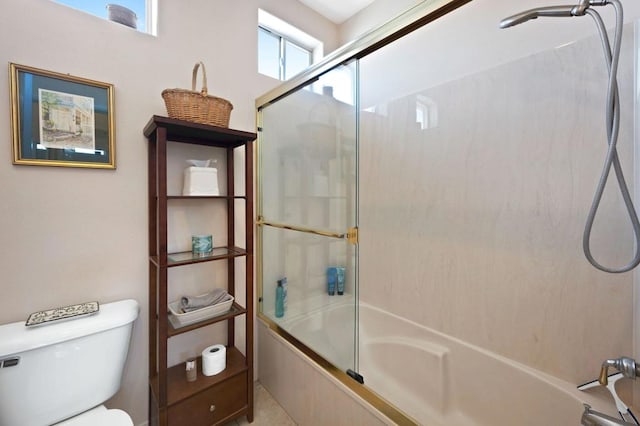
[282,302,617,425]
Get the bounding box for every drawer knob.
[209,404,216,412]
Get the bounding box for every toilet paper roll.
[202,344,226,376]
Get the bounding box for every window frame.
[51,0,157,35]
[259,25,312,81]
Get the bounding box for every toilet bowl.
[55,405,133,426]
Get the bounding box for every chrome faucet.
[599,357,640,386]
[582,404,636,426]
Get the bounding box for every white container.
[168,294,234,328]
[183,166,219,196]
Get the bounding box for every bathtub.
[280,301,617,425]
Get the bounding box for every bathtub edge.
[257,314,419,425]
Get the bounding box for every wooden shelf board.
[167,302,247,337]
[165,195,247,200]
[149,246,247,267]
[149,346,248,406]
[144,115,256,148]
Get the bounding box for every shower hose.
[582,0,640,273]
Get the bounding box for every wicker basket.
[162,62,233,127]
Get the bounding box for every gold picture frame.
[9,63,115,169]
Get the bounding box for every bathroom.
[2,0,640,425]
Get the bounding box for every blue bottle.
[275,280,284,318]
[337,267,345,295]
[327,267,337,295]
[278,277,288,311]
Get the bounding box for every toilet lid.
[55,406,133,426]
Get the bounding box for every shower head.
[499,5,576,29]
[498,0,611,29]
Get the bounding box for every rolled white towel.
[181,288,229,312]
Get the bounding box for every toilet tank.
[0,299,139,426]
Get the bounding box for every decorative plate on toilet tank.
[25,301,99,326]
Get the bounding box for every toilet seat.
[54,405,133,426]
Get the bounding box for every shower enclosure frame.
[255,0,471,423]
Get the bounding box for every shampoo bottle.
[337,267,345,295]
[275,280,284,318]
[327,267,337,295]
[278,277,288,312]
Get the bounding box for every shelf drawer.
[168,372,247,425]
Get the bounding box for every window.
[258,27,312,80]
[258,9,321,81]
[258,27,282,80]
[52,0,157,35]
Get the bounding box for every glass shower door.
[258,62,358,373]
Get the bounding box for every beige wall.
[0,1,337,424]
[338,0,422,44]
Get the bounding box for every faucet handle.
[599,363,611,386]
[599,357,639,386]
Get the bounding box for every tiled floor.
[226,382,296,425]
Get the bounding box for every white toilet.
[0,299,139,426]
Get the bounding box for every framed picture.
[9,63,115,169]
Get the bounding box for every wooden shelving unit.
[144,115,255,426]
